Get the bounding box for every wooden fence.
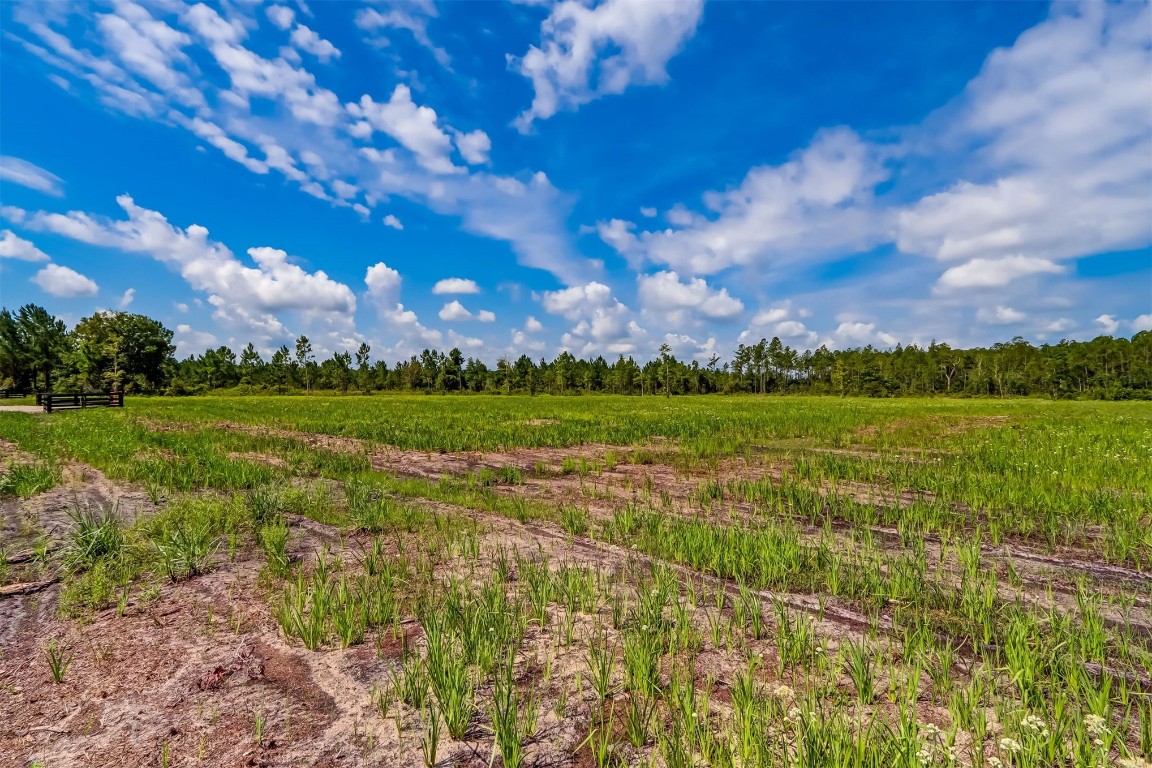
[41,392,125,413]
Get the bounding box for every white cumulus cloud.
[599,129,890,274]
[899,4,1152,272]
[543,281,646,356]
[439,300,472,321]
[541,281,614,319]
[433,277,480,295]
[290,24,340,62]
[31,263,99,297]
[832,321,899,348]
[935,255,1065,291]
[365,262,402,302]
[511,0,704,130]
[637,270,743,323]
[739,303,818,346]
[364,261,442,351]
[454,129,491,165]
[21,195,355,341]
[1094,314,1120,334]
[265,6,294,31]
[0,229,50,261]
[174,323,218,351]
[348,85,457,174]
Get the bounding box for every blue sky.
[0,0,1149,362]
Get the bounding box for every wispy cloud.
[0,156,64,196]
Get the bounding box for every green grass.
[0,461,60,497]
[2,396,1146,564]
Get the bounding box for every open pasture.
[0,395,1149,767]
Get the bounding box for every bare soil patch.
[852,414,1010,440]
[228,451,288,468]
[1,437,38,465]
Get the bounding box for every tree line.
[2,304,1150,400]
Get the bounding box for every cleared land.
[0,395,1149,768]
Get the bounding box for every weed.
[585,625,617,700]
[420,701,440,768]
[0,461,60,497]
[561,505,590,536]
[61,502,124,573]
[259,520,292,578]
[842,638,876,704]
[490,650,537,768]
[45,640,71,683]
[153,517,218,580]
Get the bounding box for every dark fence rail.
[0,390,28,399]
[41,392,124,413]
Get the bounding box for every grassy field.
[0,395,1149,767]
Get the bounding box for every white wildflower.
[999,737,1022,753]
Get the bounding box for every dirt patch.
[134,418,187,433]
[941,414,1010,434]
[216,421,370,457]
[228,452,288,468]
[853,414,1009,439]
[18,463,158,541]
[255,640,339,730]
[135,447,178,462]
[1,538,376,767]
[1,463,159,607]
[0,437,38,465]
[822,478,936,508]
